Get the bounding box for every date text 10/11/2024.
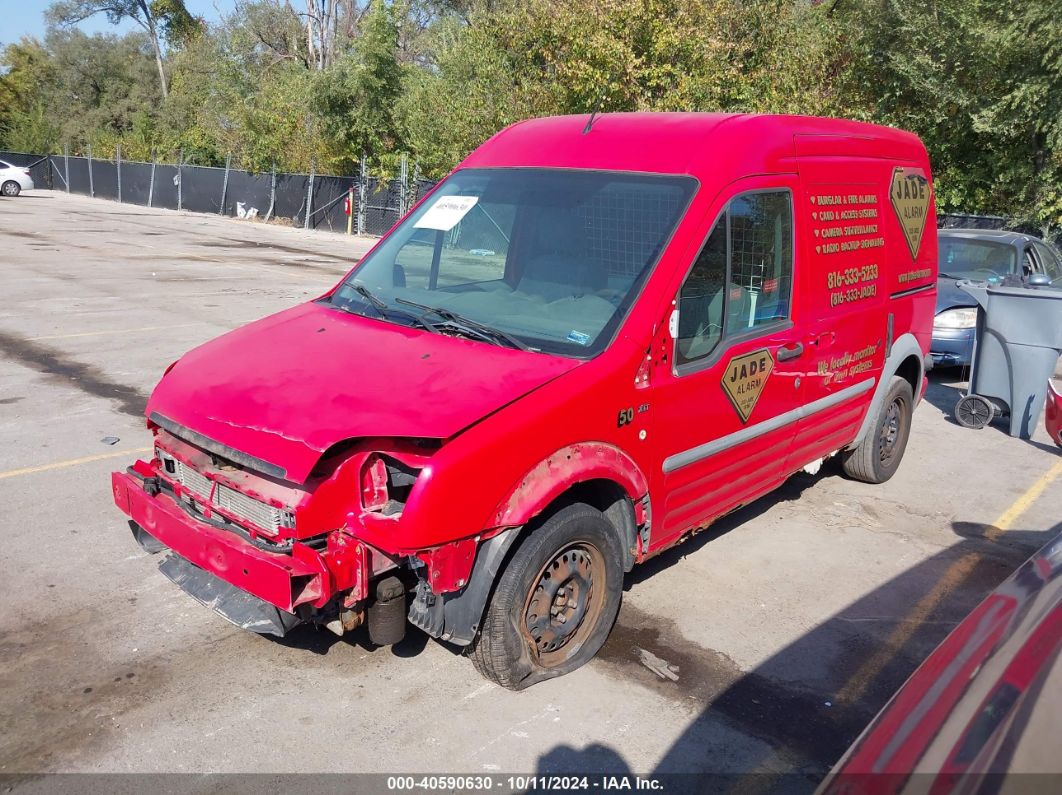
[386,775,665,791]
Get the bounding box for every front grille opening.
[156,448,292,536]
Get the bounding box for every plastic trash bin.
[953,280,1062,438]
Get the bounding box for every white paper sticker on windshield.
[413,195,478,231]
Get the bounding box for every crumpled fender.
[489,442,648,528]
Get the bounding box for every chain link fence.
[0,148,437,237]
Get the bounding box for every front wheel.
[1,181,21,197]
[468,503,623,690]
[842,376,914,484]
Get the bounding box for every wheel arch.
[849,332,925,449]
[407,444,648,646]
[490,442,648,572]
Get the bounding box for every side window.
[676,222,727,365]
[1033,241,1062,281]
[726,192,793,332]
[1022,246,1038,277]
[675,190,793,367]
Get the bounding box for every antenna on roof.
[583,96,605,135]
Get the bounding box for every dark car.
[932,229,1062,367]
[819,531,1062,791]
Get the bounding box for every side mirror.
[1027,273,1051,287]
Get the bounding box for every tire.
[954,394,995,430]
[842,376,914,484]
[2,181,20,197]
[468,503,623,690]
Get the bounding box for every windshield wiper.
[331,284,440,333]
[394,297,530,350]
[351,283,391,315]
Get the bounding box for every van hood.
[146,302,580,483]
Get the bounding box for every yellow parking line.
[836,457,1062,706]
[987,457,1062,540]
[0,447,152,481]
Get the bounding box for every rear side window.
[1023,246,1038,277]
[1032,241,1062,281]
[676,190,793,367]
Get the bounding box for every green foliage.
[0,39,60,152]
[315,1,405,172]
[0,0,1060,228]
[830,0,1062,232]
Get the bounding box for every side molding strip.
[662,378,875,473]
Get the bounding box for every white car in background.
[0,160,35,196]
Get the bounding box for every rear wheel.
[842,376,914,484]
[468,503,623,690]
[1,181,20,197]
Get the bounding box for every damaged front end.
[112,419,439,643]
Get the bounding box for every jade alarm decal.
[890,167,931,259]
[722,349,774,423]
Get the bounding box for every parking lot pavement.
[1,192,1060,783]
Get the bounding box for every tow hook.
[367,576,407,646]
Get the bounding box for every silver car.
[0,159,35,196]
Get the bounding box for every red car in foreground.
[820,531,1062,792]
[1047,380,1061,447]
[113,113,937,688]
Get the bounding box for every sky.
[0,1,228,48]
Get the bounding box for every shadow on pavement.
[535,517,1060,792]
[625,467,826,590]
[921,368,966,421]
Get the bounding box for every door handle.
[776,342,804,362]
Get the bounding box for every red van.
[112,114,937,689]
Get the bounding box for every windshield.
[329,168,696,356]
[938,237,1016,279]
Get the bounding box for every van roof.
[460,112,927,178]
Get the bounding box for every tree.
[45,0,199,98]
[315,1,404,168]
[396,0,844,177]
[833,0,1062,232]
[0,39,60,152]
[973,0,1062,234]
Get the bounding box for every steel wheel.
[877,393,909,466]
[468,503,623,690]
[523,542,605,666]
[955,394,995,429]
[842,376,914,484]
